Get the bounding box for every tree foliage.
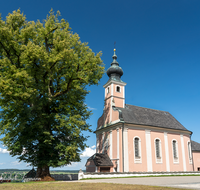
[0,9,104,177]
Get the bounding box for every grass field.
[0,182,189,190]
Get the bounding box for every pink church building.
[86,49,200,173]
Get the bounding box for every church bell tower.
[103,49,126,125]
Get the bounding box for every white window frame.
[154,138,162,163]
[133,136,142,163]
[116,85,121,93]
[172,139,179,164]
[187,141,192,164]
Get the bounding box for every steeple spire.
[106,49,123,82]
[111,49,119,66]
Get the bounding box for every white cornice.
[103,80,127,88]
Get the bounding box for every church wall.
[113,84,124,98]
[97,114,104,129]
[127,128,147,172]
[183,135,193,171]
[150,131,166,172]
[167,133,183,171]
[112,109,120,122]
[112,129,117,159]
[104,131,109,154]
[104,100,111,125]
[105,85,111,100]
[119,127,123,172]
[113,97,124,108]
[113,84,124,108]
[193,152,200,171]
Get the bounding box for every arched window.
[134,137,139,158]
[116,86,120,92]
[134,137,142,163]
[172,140,178,158]
[155,139,160,158]
[155,138,162,163]
[107,87,110,94]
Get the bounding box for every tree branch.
[47,26,58,36]
[44,26,58,53]
[0,41,14,65]
[53,77,73,98]
[43,61,58,79]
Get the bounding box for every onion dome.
[106,49,123,81]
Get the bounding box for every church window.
[134,137,142,163]
[116,86,120,92]
[107,87,110,94]
[173,140,177,158]
[135,137,139,157]
[155,139,160,158]
[155,138,162,163]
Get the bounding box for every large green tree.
[0,9,104,178]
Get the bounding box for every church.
[85,49,200,173]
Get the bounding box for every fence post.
[78,169,84,180]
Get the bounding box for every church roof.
[117,104,191,132]
[86,153,113,167]
[191,140,200,152]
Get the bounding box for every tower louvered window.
[135,138,139,157]
[173,140,177,158]
[155,139,160,158]
[116,86,120,92]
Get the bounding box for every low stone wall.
[78,170,200,180]
[51,174,78,181]
[23,178,41,182]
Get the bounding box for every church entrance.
[100,167,110,172]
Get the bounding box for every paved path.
[79,176,200,189]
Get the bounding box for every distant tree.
[0,9,104,179]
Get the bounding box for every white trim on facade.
[111,83,113,96]
[172,139,179,164]
[124,127,129,172]
[110,119,120,125]
[117,128,120,172]
[154,138,162,164]
[123,86,125,108]
[180,135,187,171]
[103,80,127,88]
[110,97,113,123]
[96,135,99,153]
[133,136,142,163]
[164,132,170,171]
[187,140,192,164]
[110,130,112,159]
[102,132,105,153]
[145,130,153,172]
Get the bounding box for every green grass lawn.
[0,182,189,190]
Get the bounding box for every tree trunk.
[35,165,55,181]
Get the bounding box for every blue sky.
[0,0,200,170]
